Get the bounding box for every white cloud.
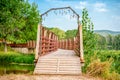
[94,3,108,12]
[75,1,87,10]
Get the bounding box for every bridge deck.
[41,49,79,58]
[34,49,81,75]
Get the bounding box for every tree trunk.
[3,39,7,53]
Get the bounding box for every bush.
[14,54,34,64]
[86,58,120,80]
[97,50,120,74]
[87,59,110,78]
[82,50,120,80]
[0,52,34,64]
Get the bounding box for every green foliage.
[87,58,120,80]
[95,33,107,50]
[47,27,66,40]
[106,34,114,49]
[82,8,95,54]
[65,29,77,39]
[81,8,97,74]
[0,52,34,64]
[86,50,120,80]
[113,34,120,50]
[0,0,40,43]
[87,59,110,78]
[81,9,120,79]
[47,27,78,39]
[97,50,120,74]
[95,34,120,50]
[0,63,34,74]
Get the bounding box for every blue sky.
[29,0,120,31]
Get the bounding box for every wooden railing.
[27,41,36,48]
[7,43,27,48]
[57,25,84,63]
[37,26,58,56]
[7,40,36,48]
[35,24,84,63]
[58,38,75,50]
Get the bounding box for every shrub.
[87,59,110,78]
[0,52,34,64]
[87,59,120,80]
[97,50,120,74]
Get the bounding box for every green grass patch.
[0,51,34,64]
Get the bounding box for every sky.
[29,0,120,31]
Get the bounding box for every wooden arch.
[41,6,80,26]
[35,7,84,63]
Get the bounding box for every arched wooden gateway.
[34,7,84,75]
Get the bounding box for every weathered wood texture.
[34,49,81,75]
[57,25,84,62]
[7,40,36,48]
[34,7,84,75]
[40,26,58,56]
[34,24,84,63]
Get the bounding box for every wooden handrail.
[34,25,84,63]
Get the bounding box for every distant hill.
[94,30,120,36]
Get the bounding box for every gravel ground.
[0,74,102,80]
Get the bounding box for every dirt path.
[0,74,102,80]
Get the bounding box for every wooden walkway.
[34,7,84,75]
[34,49,81,75]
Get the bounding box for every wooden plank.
[34,49,81,75]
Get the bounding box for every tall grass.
[97,50,120,74]
[0,52,34,64]
[82,50,120,80]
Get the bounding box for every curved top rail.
[40,6,80,26]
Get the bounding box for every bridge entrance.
[34,7,84,75]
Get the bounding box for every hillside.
[94,30,120,36]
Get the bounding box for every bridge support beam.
[34,24,41,64]
[79,24,85,63]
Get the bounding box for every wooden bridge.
[34,7,84,75]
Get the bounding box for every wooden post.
[35,24,41,64]
[65,39,67,49]
[69,39,71,50]
[61,40,63,49]
[48,32,52,52]
[64,39,66,49]
[59,40,61,49]
[43,29,47,54]
[56,36,58,49]
[79,24,84,63]
[62,40,64,49]
[63,40,64,49]
[73,37,76,50]
[67,39,68,49]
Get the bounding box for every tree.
[81,8,96,73]
[65,29,77,39]
[0,0,40,52]
[81,8,96,54]
[47,27,66,40]
[95,33,107,50]
[106,34,113,49]
[113,34,120,50]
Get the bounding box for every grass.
[82,50,120,80]
[96,50,120,74]
[0,51,34,64]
